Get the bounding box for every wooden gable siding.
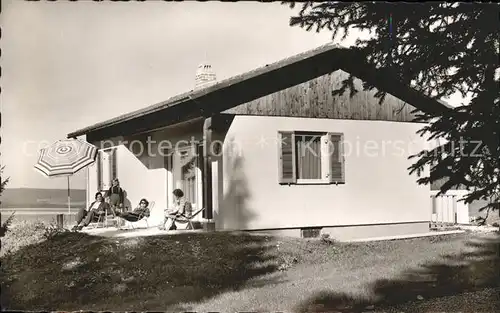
[223,70,417,122]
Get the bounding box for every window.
[97,147,117,191]
[170,144,204,212]
[296,133,323,180]
[278,131,345,185]
[301,227,322,238]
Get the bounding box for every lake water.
[1,208,78,225]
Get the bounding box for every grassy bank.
[1,231,285,311]
[1,226,499,312]
[187,232,500,312]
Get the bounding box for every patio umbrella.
[34,138,98,214]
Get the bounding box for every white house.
[68,43,454,241]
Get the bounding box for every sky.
[0,1,467,190]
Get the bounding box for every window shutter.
[320,135,331,180]
[111,148,117,180]
[99,151,111,190]
[328,133,345,184]
[278,131,296,184]
[107,150,113,188]
[96,151,102,191]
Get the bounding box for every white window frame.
[295,132,330,185]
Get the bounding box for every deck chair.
[124,201,155,230]
[89,205,120,228]
[89,210,108,229]
[105,209,120,227]
[174,207,206,230]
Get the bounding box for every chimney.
[195,63,216,90]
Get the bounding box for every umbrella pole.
[67,176,71,215]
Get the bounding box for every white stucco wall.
[86,120,207,227]
[87,115,432,233]
[217,115,431,231]
[86,143,167,226]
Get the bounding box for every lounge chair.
[88,210,109,229]
[172,207,206,230]
[121,201,155,230]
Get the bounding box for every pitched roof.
[68,43,450,138]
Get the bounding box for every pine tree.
[1,166,14,237]
[0,166,10,201]
[283,2,500,217]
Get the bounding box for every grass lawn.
[1,229,499,312]
[1,231,280,311]
[181,232,500,312]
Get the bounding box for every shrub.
[320,233,336,245]
[0,166,13,237]
[0,165,9,202]
[0,220,67,257]
[0,212,15,238]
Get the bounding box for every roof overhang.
[68,43,451,141]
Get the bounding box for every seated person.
[159,189,192,231]
[116,198,150,222]
[72,192,111,231]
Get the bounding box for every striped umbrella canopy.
[34,138,98,177]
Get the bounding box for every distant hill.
[0,188,86,209]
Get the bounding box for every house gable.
[224,69,416,122]
[69,44,450,140]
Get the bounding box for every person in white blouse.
[72,192,111,231]
[159,189,192,231]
